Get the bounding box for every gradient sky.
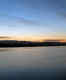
[0,0,66,41]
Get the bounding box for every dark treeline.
[0,40,66,47]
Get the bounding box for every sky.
[0,0,66,41]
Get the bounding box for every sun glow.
[0,35,66,42]
[6,35,66,42]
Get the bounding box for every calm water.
[0,47,66,80]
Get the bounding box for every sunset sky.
[0,0,66,41]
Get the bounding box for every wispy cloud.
[57,12,66,19]
[48,0,66,19]
[18,17,39,25]
[8,16,40,26]
[0,36,10,39]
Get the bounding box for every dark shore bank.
[0,40,66,47]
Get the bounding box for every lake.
[0,47,66,80]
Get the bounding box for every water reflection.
[0,47,66,80]
[0,48,10,52]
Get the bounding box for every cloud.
[0,36,10,39]
[44,40,60,42]
[58,12,66,19]
[8,16,40,26]
[17,17,40,26]
[49,0,66,19]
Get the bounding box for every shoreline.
[0,40,66,47]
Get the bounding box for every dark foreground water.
[0,47,66,80]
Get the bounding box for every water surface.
[0,47,66,80]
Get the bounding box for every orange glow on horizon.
[0,35,66,42]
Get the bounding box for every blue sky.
[0,0,66,41]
